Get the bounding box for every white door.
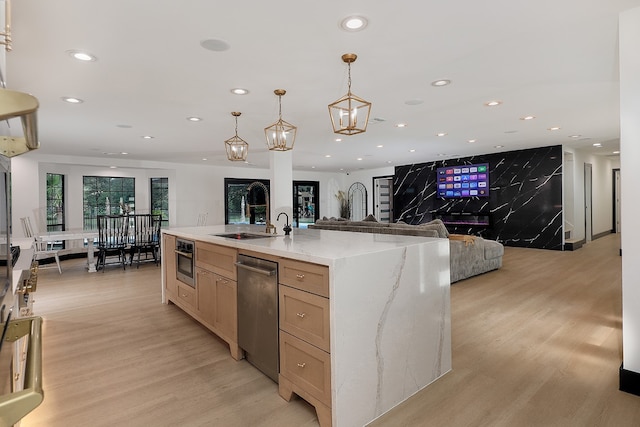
[615,169,621,233]
[374,177,393,223]
[584,163,593,242]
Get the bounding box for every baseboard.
[564,230,614,251]
[593,229,614,240]
[564,239,585,251]
[620,364,640,396]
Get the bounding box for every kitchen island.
[161,225,451,427]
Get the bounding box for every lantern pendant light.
[328,53,372,136]
[264,89,296,151]
[225,112,249,161]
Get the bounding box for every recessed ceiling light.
[311,166,316,169]
[494,145,504,148]
[485,100,502,107]
[202,158,208,161]
[230,88,249,95]
[187,117,202,122]
[613,151,620,154]
[325,154,331,158]
[387,160,392,164]
[467,139,477,143]
[335,138,342,142]
[62,97,83,104]
[142,135,154,140]
[431,79,451,87]
[548,126,561,131]
[109,166,117,169]
[376,144,383,148]
[200,38,231,52]
[409,149,416,153]
[405,99,424,105]
[569,135,581,138]
[436,132,447,137]
[357,158,363,161]
[396,123,407,128]
[121,152,128,155]
[340,15,368,31]
[66,50,97,61]
[593,143,602,147]
[116,124,132,129]
[520,115,536,120]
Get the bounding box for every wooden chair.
[129,214,161,268]
[96,215,129,271]
[21,216,62,274]
[197,212,208,226]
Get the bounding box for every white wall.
[10,153,344,235]
[343,166,395,219]
[562,147,618,241]
[620,6,640,374]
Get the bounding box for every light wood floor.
[21,234,639,427]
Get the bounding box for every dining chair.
[96,215,129,271]
[20,216,62,274]
[129,214,162,268]
[197,212,208,226]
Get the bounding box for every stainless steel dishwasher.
[236,254,279,382]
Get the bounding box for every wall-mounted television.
[436,163,489,198]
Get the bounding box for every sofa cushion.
[418,219,449,238]
[483,239,504,260]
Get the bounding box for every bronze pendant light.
[328,53,372,136]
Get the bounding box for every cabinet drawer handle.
[296,312,306,319]
[297,362,306,368]
[295,274,305,280]
[181,293,188,298]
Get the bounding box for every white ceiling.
[4,0,638,172]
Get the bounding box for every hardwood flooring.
[21,233,639,427]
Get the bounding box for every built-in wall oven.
[175,238,195,287]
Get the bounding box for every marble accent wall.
[394,145,563,250]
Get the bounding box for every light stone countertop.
[162,224,442,266]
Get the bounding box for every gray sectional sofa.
[308,216,504,283]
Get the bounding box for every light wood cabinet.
[279,284,330,352]
[163,234,177,300]
[279,258,329,298]
[196,241,237,280]
[176,282,196,310]
[278,259,332,427]
[167,240,240,360]
[196,268,237,343]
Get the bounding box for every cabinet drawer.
[279,331,331,407]
[279,285,330,352]
[196,242,237,280]
[279,259,329,297]
[176,283,196,310]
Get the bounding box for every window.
[150,177,169,228]
[46,173,65,232]
[224,178,270,225]
[293,181,319,228]
[83,176,135,230]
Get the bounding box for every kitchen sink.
[213,232,275,240]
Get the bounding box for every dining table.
[37,230,99,272]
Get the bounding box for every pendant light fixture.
[328,53,371,136]
[264,89,296,151]
[225,112,249,161]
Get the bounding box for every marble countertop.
[163,224,441,266]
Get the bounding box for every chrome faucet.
[277,212,292,236]
[246,181,276,234]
